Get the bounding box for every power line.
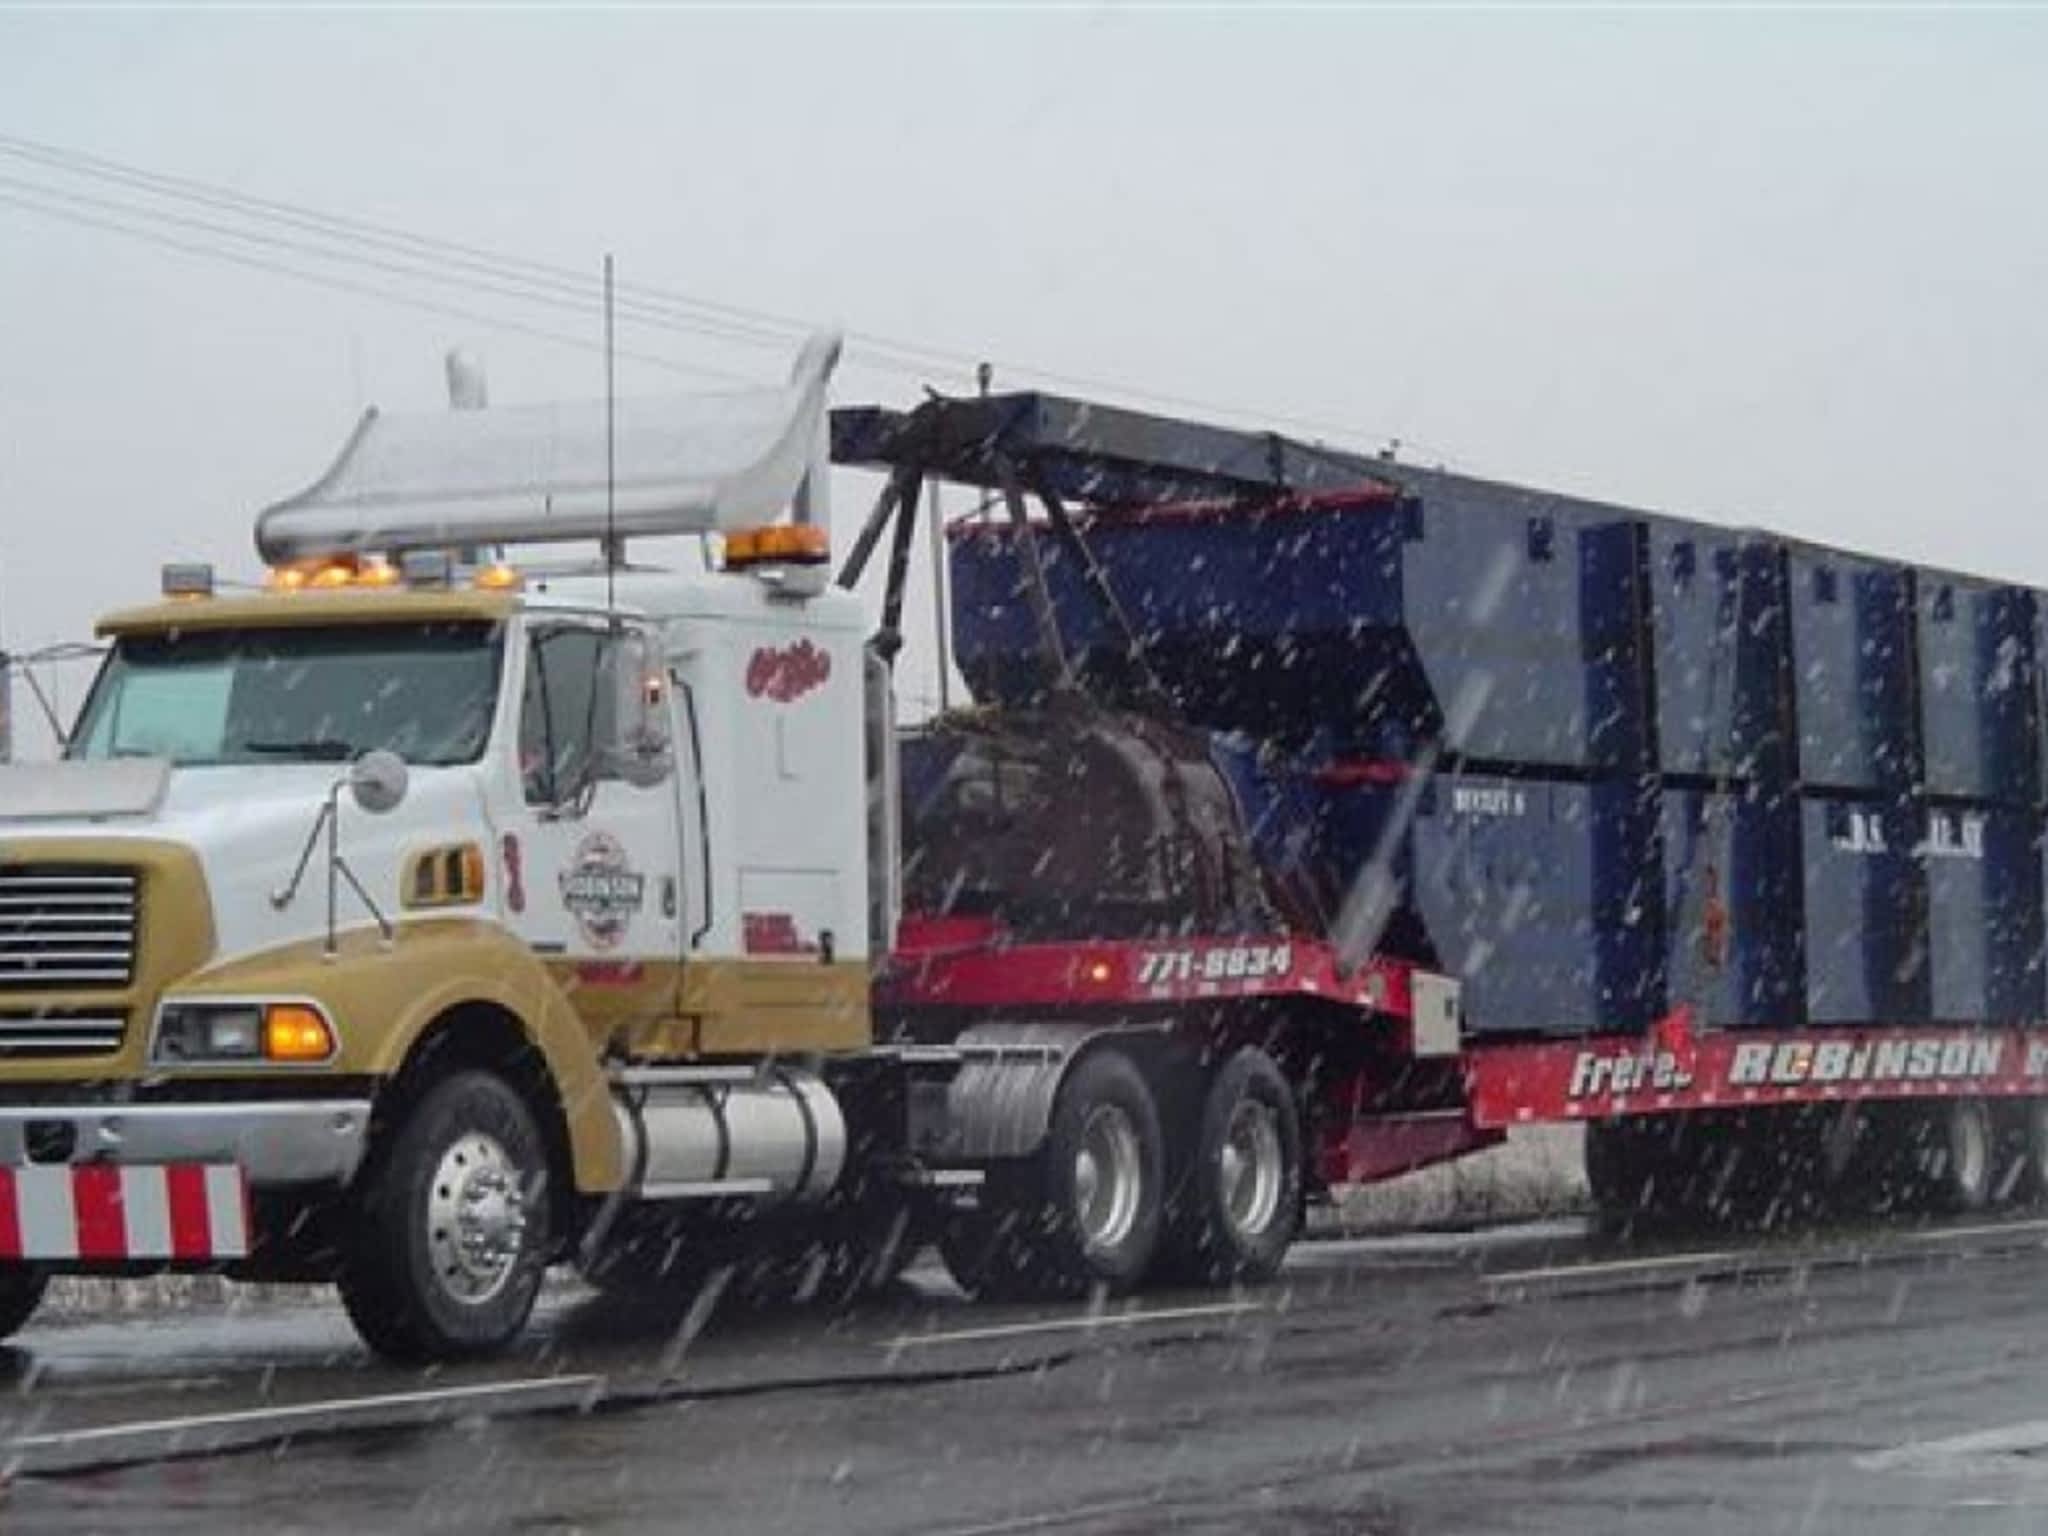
[0,129,1442,458]
[0,187,746,383]
[0,168,975,393]
[0,170,825,372]
[0,132,867,358]
[0,131,977,385]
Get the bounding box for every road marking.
[1484,1249,1739,1287]
[928,1494,1165,1535]
[1302,1218,1589,1260]
[882,1300,1263,1350]
[1908,1217,2048,1244]
[5,1373,603,1458]
[1858,1419,2048,1472]
[30,1375,230,1401]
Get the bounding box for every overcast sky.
[2,6,2044,750]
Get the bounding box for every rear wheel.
[1584,1117,1651,1231]
[339,1070,552,1362]
[2020,1099,2048,1204]
[1925,1099,1995,1214]
[1584,1116,1702,1230]
[1869,1099,1997,1215]
[940,1047,1165,1301]
[1161,1048,1303,1284]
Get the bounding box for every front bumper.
[0,1100,372,1187]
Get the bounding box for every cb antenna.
[604,252,618,617]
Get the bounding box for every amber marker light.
[1086,959,1114,985]
[264,1003,336,1062]
[474,561,523,591]
[725,524,831,567]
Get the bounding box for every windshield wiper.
[240,738,357,762]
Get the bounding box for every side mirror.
[601,633,674,790]
[349,750,410,815]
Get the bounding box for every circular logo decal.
[559,831,646,951]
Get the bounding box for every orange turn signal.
[263,1003,336,1062]
[725,524,830,568]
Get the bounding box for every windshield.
[67,622,503,767]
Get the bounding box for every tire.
[1868,1099,1996,1216]
[339,1070,552,1363]
[1160,1048,1303,1285]
[0,1267,47,1343]
[1584,1116,1701,1231]
[2015,1097,2048,1212]
[1926,1099,1996,1215]
[1584,1118,1653,1232]
[1815,1103,1866,1196]
[940,1047,1165,1301]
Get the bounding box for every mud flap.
[0,1164,249,1262]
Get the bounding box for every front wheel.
[940,1047,1165,1301]
[339,1070,552,1363]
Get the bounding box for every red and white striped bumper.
[0,1164,249,1263]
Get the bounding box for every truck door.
[502,617,684,1035]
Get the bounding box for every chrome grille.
[0,866,139,989]
[0,1012,125,1057]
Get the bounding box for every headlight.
[154,1001,336,1065]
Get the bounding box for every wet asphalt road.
[7,1214,2048,1533]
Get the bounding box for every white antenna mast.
[604,252,617,616]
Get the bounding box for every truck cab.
[0,337,898,1359]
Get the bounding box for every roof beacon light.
[474,561,523,592]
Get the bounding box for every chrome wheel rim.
[1219,1097,1285,1239]
[1073,1104,1144,1253]
[427,1130,528,1305]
